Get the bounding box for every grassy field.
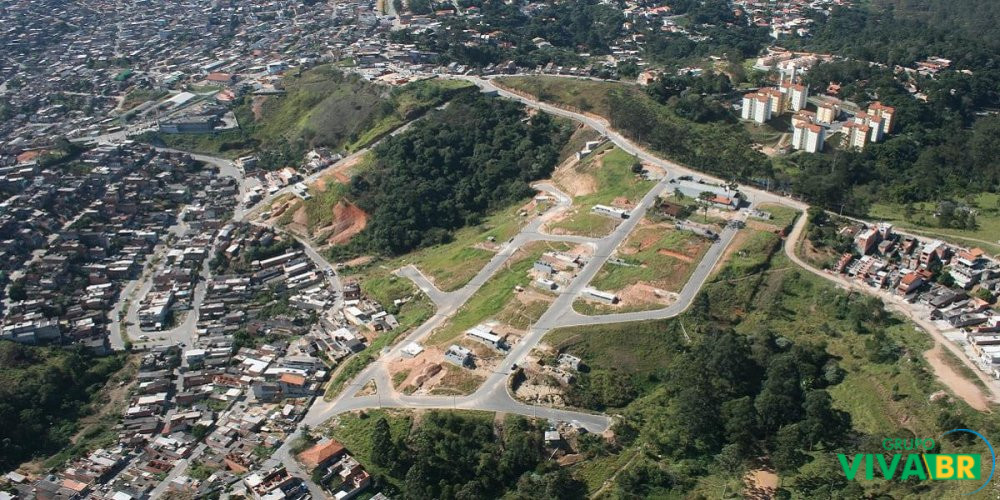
[142,129,254,159]
[140,68,474,166]
[753,202,801,229]
[589,222,711,292]
[549,146,653,237]
[495,76,629,117]
[868,192,1000,255]
[120,88,167,111]
[402,202,534,292]
[425,241,566,346]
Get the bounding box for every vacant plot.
[547,147,653,237]
[496,76,629,117]
[404,202,535,292]
[868,192,1000,255]
[428,364,487,396]
[120,88,167,111]
[426,241,569,346]
[590,222,711,293]
[752,202,801,230]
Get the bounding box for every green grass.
[571,299,667,316]
[494,298,551,330]
[495,76,627,117]
[403,202,534,292]
[753,202,801,229]
[868,192,1000,256]
[589,223,710,292]
[325,409,413,489]
[140,129,254,158]
[550,146,653,237]
[426,241,565,346]
[571,447,641,493]
[346,114,403,152]
[550,212,620,238]
[121,88,167,110]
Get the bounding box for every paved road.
[782,213,1000,402]
[289,97,753,437]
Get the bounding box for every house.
[856,227,880,255]
[584,288,618,304]
[466,324,505,349]
[592,204,629,219]
[205,72,236,84]
[298,439,346,470]
[401,342,424,358]
[444,345,473,367]
[897,272,924,295]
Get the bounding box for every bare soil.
[743,468,779,500]
[924,342,991,412]
[617,283,674,307]
[324,201,368,245]
[251,96,269,121]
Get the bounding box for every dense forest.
[0,342,126,471]
[361,412,585,499]
[797,2,1000,71]
[341,93,571,255]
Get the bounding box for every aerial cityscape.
[1,0,999,498]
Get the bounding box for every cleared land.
[547,146,653,237]
[402,201,538,292]
[868,192,1000,255]
[589,222,710,292]
[425,241,570,347]
[574,220,711,315]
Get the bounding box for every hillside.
[145,67,475,169]
[333,92,573,256]
[0,343,127,472]
[543,229,1000,497]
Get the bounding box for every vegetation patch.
[426,241,566,346]
[326,410,585,499]
[589,223,711,292]
[0,343,128,471]
[548,146,652,237]
[545,228,999,497]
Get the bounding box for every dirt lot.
[924,342,991,412]
[321,200,368,245]
[552,152,600,197]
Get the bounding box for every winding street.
[102,73,1000,496]
[287,74,1000,458]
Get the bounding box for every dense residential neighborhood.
[2,0,1000,498]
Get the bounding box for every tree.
[800,390,850,450]
[771,424,808,472]
[370,416,394,467]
